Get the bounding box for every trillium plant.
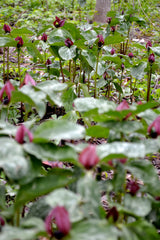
[0,1,160,240]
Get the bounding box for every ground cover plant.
[0,0,160,239]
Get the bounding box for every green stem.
[16,208,20,227]
[130,77,133,103]
[7,47,9,81]
[125,26,130,55]
[108,81,111,99]
[59,59,65,83]
[73,60,76,83]
[18,49,21,83]
[78,60,82,97]
[3,47,5,83]
[44,49,46,63]
[94,50,100,98]
[147,64,152,102]
[88,73,90,92]
[119,70,123,103]
[69,60,72,82]
[132,78,137,102]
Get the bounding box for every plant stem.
[73,60,76,83]
[88,73,90,92]
[7,47,9,81]
[59,59,65,83]
[94,50,100,98]
[147,64,152,102]
[18,49,21,83]
[44,49,46,63]
[119,70,123,103]
[69,60,72,81]
[3,47,5,83]
[16,208,20,227]
[78,60,82,97]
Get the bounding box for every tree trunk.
[93,0,111,23]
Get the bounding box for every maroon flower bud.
[15,125,33,144]
[45,206,71,237]
[128,52,134,58]
[53,16,65,28]
[106,206,119,222]
[121,63,125,71]
[121,10,124,15]
[79,145,99,170]
[15,36,23,48]
[64,38,73,48]
[110,48,115,55]
[103,71,107,80]
[108,158,127,167]
[116,100,129,111]
[46,58,52,65]
[41,33,48,42]
[0,216,5,226]
[3,24,11,33]
[126,180,140,196]
[155,196,160,201]
[42,161,63,168]
[116,100,131,119]
[20,72,36,88]
[107,17,112,24]
[148,53,155,64]
[119,158,127,164]
[111,26,116,32]
[65,38,73,48]
[148,116,160,138]
[146,40,152,50]
[97,34,104,48]
[0,81,14,104]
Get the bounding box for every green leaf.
[59,45,77,60]
[0,37,17,47]
[81,50,96,68]
[74,97,116,113]
[97,142,146,160]
[64,220,120,240]
[131,62,147,79]
[34,119,85,142]
[26,43,43,62]
[78,0,86,7]
[37,80,67,105]
[77,174,101,218]
[63,23,82,41]
[0,138,29,180]
[102,55,122,67]
[23,142,77,162]
[0,185,6,210]
[105,32,125,45]
[11,28,34,35]
[12,86,46,118]
[125,160,160,196]
[102,121,143,134]
[151,46,160,57]
[80,84,90,97]
[0,120,18,136]
[49,28,73,44]
[123,195,151,217]
[15,168,74,207]
[86,125,109,138]
[121,220,159,240]
[0,218,45,240]
[62,87,77,112]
